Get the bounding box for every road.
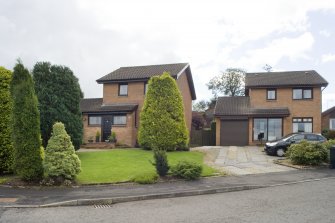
[1,178,335,223]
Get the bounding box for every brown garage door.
[220,120,249,146]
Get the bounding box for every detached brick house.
[80,63,196,147]
[322,106,335,131]
[214,70,328,146]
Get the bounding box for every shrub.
[327,130,335,140]
[44,122,81,182]
[286,140,328,165]
[323,139,335,162]
[152,150,169,176]
[171,160,202,180]
[138,72,189,151]
[10,61,43,181]
[0,67,14,174]
[33,62,83,150]
[132,172,158,184]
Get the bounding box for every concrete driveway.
[192,146,294,175]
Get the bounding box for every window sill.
[88,124,101,127]
[266,99,277,101]
[118,95,128,97]
[292,98,313,100]
[112,124,127,127]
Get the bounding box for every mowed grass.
[76,149,217,184]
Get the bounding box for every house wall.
[249,87,322,140]
[82,112,136,146]
[322,110,335,130]
[176,71,193,133]
[215,117,221,146]
[82,114,100,143]
[97,72,193,147]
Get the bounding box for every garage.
[220,119,249,146]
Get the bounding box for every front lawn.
[77,149,218,184]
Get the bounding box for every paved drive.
[193,146,293,175]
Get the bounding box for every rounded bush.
[132,172,158,184]
[171,160,202,180]
[44,122,81,181]
[286,140,328,165]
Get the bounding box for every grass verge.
[77,149,218,184]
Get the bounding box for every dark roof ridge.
[246,69,315,74]
[118,62,188,69]
[322,106,335,116]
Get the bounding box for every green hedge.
[0,67,14,174]
[171,160,202,180]
[286,140,328,165]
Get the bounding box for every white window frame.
[113,115,127,125]
[88,116,101,125]
[330,119,335,130]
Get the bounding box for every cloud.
[0,0,335,102]
[319,29,331,37]
[321,53,335,63]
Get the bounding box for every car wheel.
[276,148,285,157]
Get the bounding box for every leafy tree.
[192,100,208,112]
[33,62,83,150]
[0,67,14,174]
[10,61,43,180]
[44,122,81,181]
[207,68,246,97]
[138,72,189,151]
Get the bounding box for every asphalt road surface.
[1,178,335,223]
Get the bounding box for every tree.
[33,62,83,150]
[192,100,208,112]
[44,122,81,182]
[207,68,246,97]
[0,67,14,174]
[10,61,43,180]
[138,72,189,151]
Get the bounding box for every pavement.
[1,168,335,208]
[192,146,294,175]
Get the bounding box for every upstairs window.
[293,88,312,100]
[267,89,276,100]
[119,83,128,96]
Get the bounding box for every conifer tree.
[10,61,43,180]
[138,72,189,151]
[44,122,81,181]
[0,67,14,174]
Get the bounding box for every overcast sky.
[1,0,334,110]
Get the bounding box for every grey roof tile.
[214,96,290,117]
[97,63,188,82]
[245,70,328,88]
[80,98,138,113]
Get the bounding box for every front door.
[102,116,113,141]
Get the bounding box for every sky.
[1,0,334,110]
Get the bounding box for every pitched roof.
[96,63,196,100]
[214,96,290,117]
[80,98,138,113]
[245,70,328,88]
[322,106,335,116]
[97,63,188,82]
